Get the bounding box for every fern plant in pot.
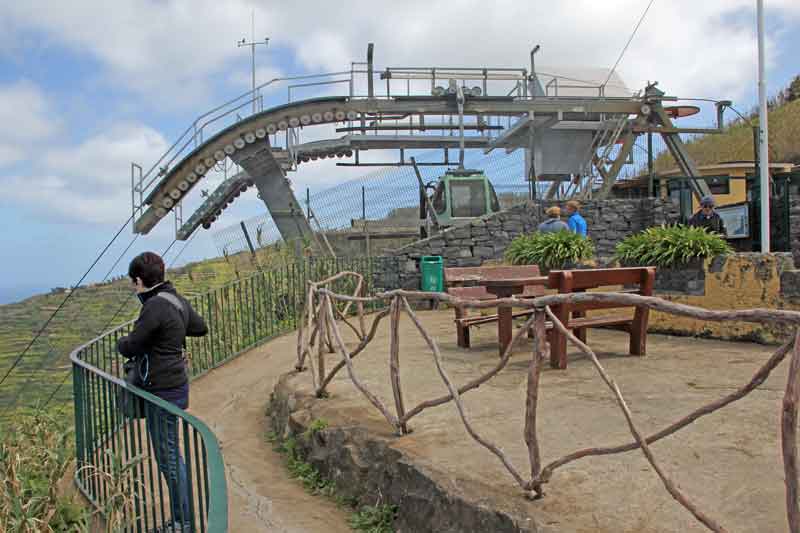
[614,225,732,268]
[505,231,595,272]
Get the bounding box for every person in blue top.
[565,200,588,236]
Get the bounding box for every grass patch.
[0,410,89,532]
[349,504,398,533]
[653,98,800,171]
[304,418,328,439]
[270,421,396,532]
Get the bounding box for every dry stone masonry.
[393,198,680,289]
[791,190,800,267]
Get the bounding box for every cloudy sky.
[0,0,798,302]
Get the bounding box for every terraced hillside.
[656,98,800,170]
[0,243,296,418]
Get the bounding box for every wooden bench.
[444,265,546,348]
[546,266,656,369]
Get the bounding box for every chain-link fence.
[211,130,713,257]
[214,149,534,256]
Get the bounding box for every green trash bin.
[420,256,444,292]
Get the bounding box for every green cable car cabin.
[429,169,501,226]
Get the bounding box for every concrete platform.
[268,309,792,533]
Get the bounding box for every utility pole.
[238,11,269,115]
[529,44,541,97]
[757,0,770,252]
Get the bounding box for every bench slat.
[548,267,654,291]
[445,265,542,284]
[446,286,494,300]
[456,309,534,327]
[564,299,641,313]
[566,316,632,329]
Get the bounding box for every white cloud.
[0,145,24,167]
[1,1,271,107]
[3,0,800,230]
[0,80,58,167]
[44,123,167,190]
[1,122,168,223]
[1,173,129,224]
[271,0,800,102]
[3,0,799,109]
[228,65,285,94]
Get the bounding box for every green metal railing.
[71,328,227,532]
[70,255,401,531]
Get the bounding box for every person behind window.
[688,195,727,236]
[564,200,587,236]
[117,252,208,533]
[537,206,570,233]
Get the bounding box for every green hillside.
[0,242,296,415]
[655,97,800,171]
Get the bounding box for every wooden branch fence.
[294,271,800,533]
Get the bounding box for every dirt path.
[188,334,352,533]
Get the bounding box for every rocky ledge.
[268,370,540,533]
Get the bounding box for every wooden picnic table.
[481,275,549,355]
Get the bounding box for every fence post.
[525,309,546,499]
[389,296,407,433]
[362,185,371,258]
[317,294,328,387]
[239,222,260,271]
[647,132,654,198]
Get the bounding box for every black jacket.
[117,281,208,391]
[688,211,727,235]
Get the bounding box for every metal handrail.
[137,71,356,193]
[134,65,552,198]
[135,64,641,200]
[68,256,402,532]
[70,323,228,532]
[70,332,228,533]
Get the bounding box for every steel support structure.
[229,142,313,243]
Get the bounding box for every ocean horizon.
[0,285,48,306]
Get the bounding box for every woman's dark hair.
[128,252,165,288]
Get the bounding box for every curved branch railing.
[296,278,800,533]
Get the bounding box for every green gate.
[748,173,793,252]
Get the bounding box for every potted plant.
[504,231,595,272]
[614,225,732,268]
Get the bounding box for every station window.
[450,179,487,218]
[707,176,730,195]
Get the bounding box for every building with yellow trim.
[614,160,795,210]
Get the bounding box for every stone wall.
[791,191,800,267]
[392,198,680,289]
[652,258,708,295]
[269,375,537,533]
[650,252,799,343]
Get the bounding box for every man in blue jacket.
[565,200,588,236]
[118,251,207,533]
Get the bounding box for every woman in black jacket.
[118,252,207,533]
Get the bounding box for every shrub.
[504,231,595,270]
[0,411,89,532]
[614,225,733,268]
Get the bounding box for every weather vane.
[237,10,269,115]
